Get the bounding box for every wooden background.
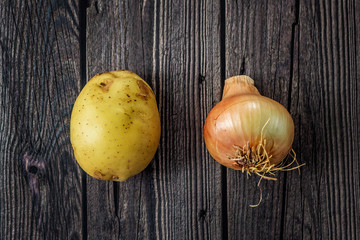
[1,0,359,239]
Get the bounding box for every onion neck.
[222,75,260,100]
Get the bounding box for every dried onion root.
[227,119,305,207]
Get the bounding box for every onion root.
[227,119,304,180]
[227,119,305,207]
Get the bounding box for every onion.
[204,75,303,181]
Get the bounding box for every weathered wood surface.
[0,0,359,239]
[86,1,223,239]
[0,0,83,239]
[283,1,360,239]
[225,1,298,239]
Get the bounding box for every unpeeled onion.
[204,75,300,179]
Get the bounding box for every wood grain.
[224,1,299,239]
[283,0,360,239]
[86,1,156,239]
[1,0,359,239]
[152,1,223,239]
[0,0,83,239]
[86,0,223,239]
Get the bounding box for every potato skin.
[70,70,161,181]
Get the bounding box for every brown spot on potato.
[136,80,151,100]
[112,175,119,180]
[98,79,114,92]
[94,170,105,179]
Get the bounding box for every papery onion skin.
[204,76,294,170]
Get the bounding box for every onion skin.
[204,75,294,170]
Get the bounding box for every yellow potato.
[70,70,161,181]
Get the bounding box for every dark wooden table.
[1,0,359,239]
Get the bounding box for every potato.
[70,70,161,181]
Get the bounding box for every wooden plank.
[85,1,121,238]
[153,1,223,239]
[282,0,360,239]
[0,1,83,239]
[224,1,298,239]
[86,0,223,239]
